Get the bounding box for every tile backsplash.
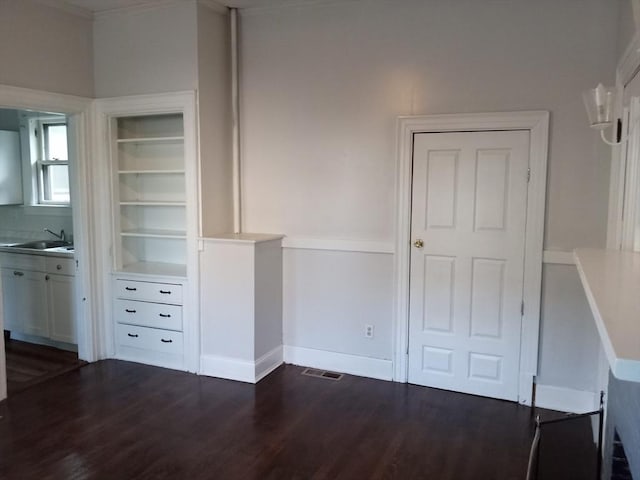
[0,205,73,241]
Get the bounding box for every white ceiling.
[54,0,345,14]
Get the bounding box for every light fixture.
[583,83,624,146]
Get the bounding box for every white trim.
[609,31,640,250]
[200,355,256,383]
[93,0,196,19]
[542,250,575,265]
[282,237,394,254]
[32,0,93,19]
[255,346,284,382]
[283,345,393,381]
[0,84,95,401]
[238,0,362,15]
[198,0,229,14]
[535,384,598,414]
[618,31,640,89]
[393,111,549,407]
[200,346,283,384]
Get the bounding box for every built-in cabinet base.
[112,274,186,371]
[199,234,284,384]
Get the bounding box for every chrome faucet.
[44,228,66,242]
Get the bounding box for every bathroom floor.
[4,338,84,395]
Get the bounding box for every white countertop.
[202,233,285,244]
[0,241,74,258]
[574,248,640,382]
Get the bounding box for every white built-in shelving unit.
[96,92,199,373]
[113,113,188,277]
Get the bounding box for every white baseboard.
[283,345,393,381]
[535,384,598,414]
[255,346,284,382]
[200,345,283,384]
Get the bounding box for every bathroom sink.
[12,240,72,250]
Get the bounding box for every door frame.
[393,111,549,405]
[0,84,97,401]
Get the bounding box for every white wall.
[618,0,636,58]
[537,264,601,391]
[239,0,618,391]
[197,4,233,236]
[93,2,198,98]
[0,0,93,97]
[0,109,19,131]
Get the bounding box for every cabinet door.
[47,274,76,344]
[1,267,22,332]
[1,269,48,337]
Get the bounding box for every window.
[36,119,69,204]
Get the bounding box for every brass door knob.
[413,239,424,248]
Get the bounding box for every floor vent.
[301,368,344,381]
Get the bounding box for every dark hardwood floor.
[4,338,85,395]
[0,360,547,480]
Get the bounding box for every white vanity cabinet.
[112,276,185,370]
[0,253,76,343]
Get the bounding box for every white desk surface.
[574,248,640,382]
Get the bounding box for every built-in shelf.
[574,248,640,383]
[118,261,187,278]
[113,112,188,274]
[121,229,187,239]
[118,170,185,175]
[120,201,186,207]
[116,136,184,144]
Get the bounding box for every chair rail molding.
[393,111,549,406]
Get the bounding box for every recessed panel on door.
[425,150,459,229]
[470,258,505,339]
[474,149,510,231]
[422,256,455,333]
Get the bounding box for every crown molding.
[31,0,93,19]
[235,0,361,15]
[198,0,228,14]
[93,0,198,19]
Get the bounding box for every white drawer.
[114,279,183,304]
[46,257,75,276]
[116,324,183,355]
[114,299,182,331]
[0,253,46,271]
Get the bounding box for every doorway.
[0,108,84,395]
[393,112,549,406]
[0,85,95,401]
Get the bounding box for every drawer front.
[46,257,75,276]
[116,324,183,355]
[0,253,46,271]
[114,279,183,304]
[114,299,182,331]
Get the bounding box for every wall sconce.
[583,84,624,146]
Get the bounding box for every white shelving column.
[96,92,200,372]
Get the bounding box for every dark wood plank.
[4,339,84,395]
[0,360,544,479]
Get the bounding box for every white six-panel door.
[408,130,530,401]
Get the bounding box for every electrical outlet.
[365,324,374,338]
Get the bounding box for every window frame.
[35,118,70,206]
